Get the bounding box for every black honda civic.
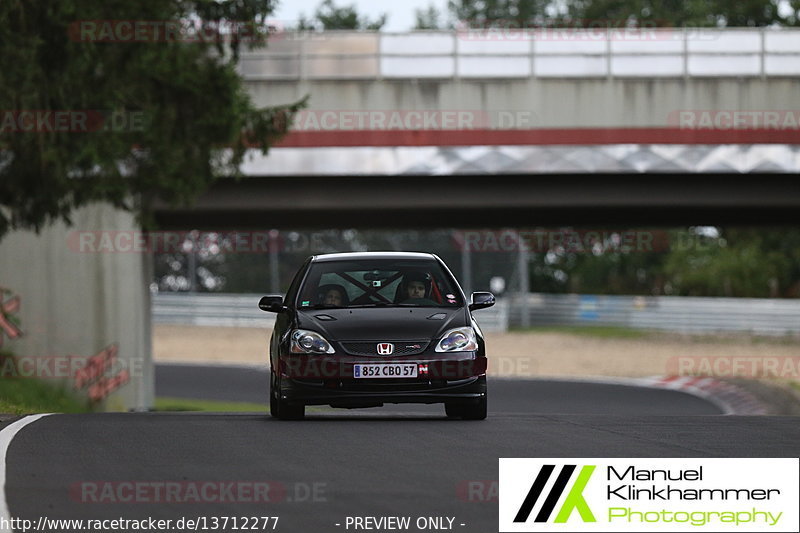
[258,251,495,420]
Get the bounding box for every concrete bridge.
[155,28,800,229]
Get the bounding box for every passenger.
[324,288,343,306]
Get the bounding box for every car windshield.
[297,259,464,309]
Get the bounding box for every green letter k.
[554,465,596,523]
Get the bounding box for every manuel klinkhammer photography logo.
[514,465,596,524]
[499,458,799,532]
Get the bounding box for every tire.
[444,402,465,418]
[445,376,487,420]
[270,374,305,420]
[461,396,487,420]
[445,396,487,420]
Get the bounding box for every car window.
[283,258,310,306]
[298,259,463,309]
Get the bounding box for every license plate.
[353,364,418,378]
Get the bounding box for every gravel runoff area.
[154,325,800,414]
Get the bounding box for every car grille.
[341,341,429,356]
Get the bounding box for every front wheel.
[461,396,487,420]
[445,395,487,420]
[445,402,465,418]
[270,374,305,420]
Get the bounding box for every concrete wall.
[0,203,153,411]
[247,78,800,129]
[241,30,800,128]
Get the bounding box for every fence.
[153,293,276,328]
[508,293,800,335]
[152,293,800,335]
[152,292,508,331]
[239,29,800,80]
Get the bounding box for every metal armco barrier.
[508,293,800,335]
[153,293,800,335]
[152,293,509,331]
[153,293,276,328]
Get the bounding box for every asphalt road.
[155,363,722,416]
[2,366,798,532]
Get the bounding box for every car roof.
[311,251,438,263]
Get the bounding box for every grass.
[0,378,92,415]
[510,325,649,339]
[154,397,327,414]
[155,397,267,412]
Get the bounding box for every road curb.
[501,375,784,415]
[641,376,775,415]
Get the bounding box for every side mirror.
[469,292,495,311]
[258,295,286,313]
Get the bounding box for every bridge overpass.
[155,28,800,229]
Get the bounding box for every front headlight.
[290,329,335,354]
[435,327,478,352]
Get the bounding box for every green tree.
[414,4,444,29]
[0,0,305,239]
[448,0,797,27]
[525,227,800,298]
[298,0,387,31]
[564,0,793,27]
[663,228,800,297]
[448,0,551,26]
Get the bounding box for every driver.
[401,271,431,302]
[406,279,426,300]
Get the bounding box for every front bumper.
[275,353,487,407]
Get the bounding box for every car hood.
[296,307,467,341]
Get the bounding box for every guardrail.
[152,292,800,335]
[152,293,509,331]
[508,293,800,335]
[239,28,800,80]
[153,293,276,328]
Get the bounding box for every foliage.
[0,352,92,414]
[528,227,800,298]
[446,0,798,27]
[297,0,387,31]
[448,0,552,26]
[662,228,800,297]
[414,4,445,29]
[564,0,791,27]
[0,0,304,239]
